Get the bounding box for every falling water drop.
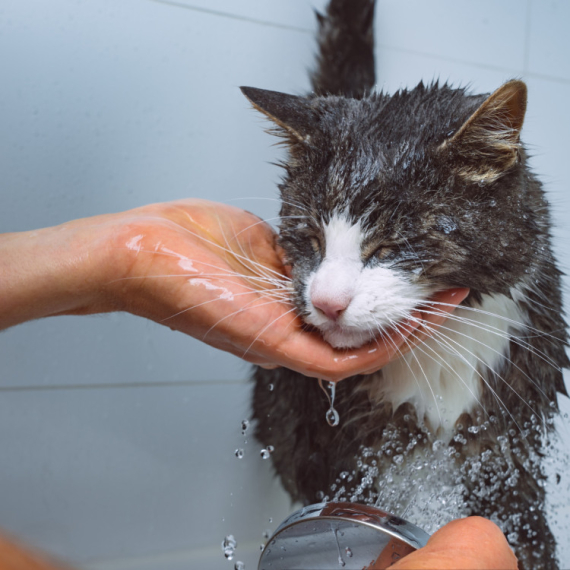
[235,449,244,459]
[260,447,273,459]
[241,419,250,434]
[234,562,245,570]
[345,547,353,558]
[326,408,340,427]
[318,379,341,427]
[222,535,237,560]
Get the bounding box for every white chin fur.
[321,326,376,349]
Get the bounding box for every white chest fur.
[369,293,526,434]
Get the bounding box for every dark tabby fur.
[241,1,569,567]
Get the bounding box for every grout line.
[149,0,313,34]
[0,378,249,393]
[522,72,570,86]
[376,42,570,86]
[376,42,523,78]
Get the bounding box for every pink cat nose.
[311,295,351,321]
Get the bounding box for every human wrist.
[0,215,121,330]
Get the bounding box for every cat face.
[242,81,535,349]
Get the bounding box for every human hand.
[0,199,469,381]
[388,517,517,569]
[102,199,469,380]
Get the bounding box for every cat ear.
[240,86,317,144]
[442,80,527,182]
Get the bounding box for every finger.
[389,517,518,570]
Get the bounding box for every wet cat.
[241,1,569,568]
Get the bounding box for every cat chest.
[368,293,526,433]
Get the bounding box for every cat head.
[241,81,536,349]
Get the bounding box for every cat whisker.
[150,210,293,282]
[229,215,310,241]
[203,297,294,342]
[241,306,298,358]
[413,318,532,435]
[383,316,444,427]
[160,289,270,323]
[414,305,561,371]
[418,314,553,403]
[412,297,567,347]
[228,196,311,214]
[388,315,491,424]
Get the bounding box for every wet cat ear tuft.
[442,80,527,182]
[240,86,317,144]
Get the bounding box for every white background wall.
[0,1,569,568]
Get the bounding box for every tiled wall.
[1,1,569,568]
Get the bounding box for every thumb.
[389,517,517,570]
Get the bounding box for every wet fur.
[243,1,569,567]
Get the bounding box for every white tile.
[0,383,293,565]
[375,0,526,71]
[0,314,252,387]
[523,78,570,283]
[0,0,313,233]
[527,0,570,81]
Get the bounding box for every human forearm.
[0,216,118,330]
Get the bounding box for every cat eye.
[310,236,322,255]
[362,243,393,261]
[375,247,393,260]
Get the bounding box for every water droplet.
[222,535,237,560]
[241,419,250,434]
[436,215,457,234]
[260,448,272,459]
[268,383,274,391]
[234,562,245,570]
[319,379,341,427]
[326,408,340,427]
[262,529,271,539]
[345,547,353,558]
[235,449,244,459]
[338,555,345,567]
[393,454,404,465]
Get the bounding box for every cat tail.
[311,0,376,99]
